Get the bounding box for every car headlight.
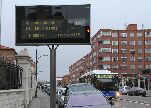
[116,92,120,96]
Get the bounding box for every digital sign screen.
[16,5,90,45]
[95,74,116,79]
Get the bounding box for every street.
[28,88,151,108]
[113,94,151,108]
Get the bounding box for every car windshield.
[125,87,131,90]
[70,84,96,92]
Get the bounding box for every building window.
[120,65,127,69]
[138,49,143,53]
[112,41,118,45]
[130,65,135,69]
[112,33,118,37]
[130,57,135,62]
[137,33,142,37]
[130,41,135,45]
[121,33,127,37]
[101,31,111,36]
[112,49,118,53]
[112,65,118,69]
[99,48,111,53]
[130,33,134,37]
[98,40,110,45]
[121,41,127,45]
[98,57,110,61]
[130,49,135,55]
[145,48,151,53]
[121,57,127,62]
[138,57,143,62]
[92,45,95,49]
[145,32,151,37]
[145,56,151,62]
[138,65,143,69]
[112,57,118,61]
[93,57,96,63]
[90,54,92,59]
[93,51,97,57]
[145,40,151,45]
[121,49,127,54]
[99,65,110,69]
[146,65,151,69]
[138,41,142,46]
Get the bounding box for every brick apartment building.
[0,45,17,61]
[67,24,151,85]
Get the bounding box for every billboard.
[16,5,90,45]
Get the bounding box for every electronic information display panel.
[16,5,90,45]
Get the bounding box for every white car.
[56,87,66,108]
[119,86,131,95]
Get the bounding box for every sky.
[1,0,151,81]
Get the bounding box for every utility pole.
[34,46,48,98]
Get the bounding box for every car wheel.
[59,103,62,108]
[61,105,64,108]
[142,94,146,97]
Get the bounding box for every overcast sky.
[1,0,151,81]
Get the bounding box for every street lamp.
[35,47,48,98]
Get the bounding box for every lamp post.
[35,47,48,98]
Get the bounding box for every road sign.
[16,5,90,45]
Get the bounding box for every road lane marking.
[119,98,151,106]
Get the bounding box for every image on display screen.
[16,5,90,45]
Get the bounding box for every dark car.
[127,87,146,96]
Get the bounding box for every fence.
[0,57,22,90]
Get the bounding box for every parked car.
[64,91,114,108]
[66,83,98,96]
[56,87,66,108]
[119,86,131,95]
[127,87,146,96]
[43,84,50,94]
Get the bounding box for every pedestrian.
[41,85,44,92]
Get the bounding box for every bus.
[79,70,120,99]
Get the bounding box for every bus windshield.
[100,82,118,91]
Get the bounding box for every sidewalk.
[28,89,58,108]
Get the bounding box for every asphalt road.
[32,89,151,108]
[113,94,151,108]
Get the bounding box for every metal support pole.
[148,80,150,91]
[48,45,59,108]
[138,78,140,88]
[144,78,146,90]
[138,73,140,88]
[35,46,38,98]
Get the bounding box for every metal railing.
[0,57,22,90]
